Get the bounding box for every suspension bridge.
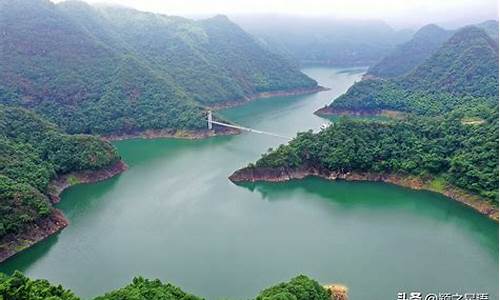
[207,111,292,140]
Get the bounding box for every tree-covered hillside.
[251,112,499,201]
[476,20,499,41]
[403,26,498,97]
[0,0,317,135]
[0,105,119,250]
[325,26,498,115]
[366,24,453,78]
[94,277,203,300]
[255,275,331,300]
[365,20,498,79]
[0,272,330,300]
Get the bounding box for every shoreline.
[229,165,499,221]
[0,209,68,263]
[0,160,128,263]
[48,160,128,203]
[209,86,329,110]
[0,86,324,263]
[101,86,328,141]
[101,127,240,142]
[314,107,405,119]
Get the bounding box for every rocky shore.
[314,106,404,119]
[0,210,68,263]
[48,160,128,203]
[229,165,499,221]
[209,86,329,110]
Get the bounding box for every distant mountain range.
[0,0,318,135]
[232,14,415,67]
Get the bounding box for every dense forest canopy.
[94,277,203,300]
[233,14,414,67]
[0,272,328,300]
[254,113,499,201]
[0,105,119,242]
[0,0,317,135]
[255,275,331,300]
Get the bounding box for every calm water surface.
[1,67,498,300]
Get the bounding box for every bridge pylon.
[207,110,213,130]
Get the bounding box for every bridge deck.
[209,120,292,140]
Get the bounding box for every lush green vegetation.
[330,27,498,115]
[0,272,327,300]
[366,21,498,79]
[0,105,119,239]
[0,0,317,135]
[94,277,202,300]
[255,111,499,200]
[255,275,330,300]
[0,271,79,300]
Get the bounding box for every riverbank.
[0,160,129,263]
[314,107,405,119]
[229,165,499,221]
[209,86,329,110]
[101,127,240,141]
[48,160,128,203]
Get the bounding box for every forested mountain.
[0,0,317,135]
[403,26,498,97]
[476,19,499,41]
[234,24,499,208]
[324,26,499,115]
[0,105,120,257]
[366,24,453,78]
[233,14,414,67]
[0,272,331,300]
[365,20,498,79]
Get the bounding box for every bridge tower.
[207,110,213,130]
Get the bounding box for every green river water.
[0,67,498,300]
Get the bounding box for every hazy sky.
[54,0,498,28]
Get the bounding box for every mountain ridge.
[365,20,499,79]
[0,0,318,135]
[322,26,499,115]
